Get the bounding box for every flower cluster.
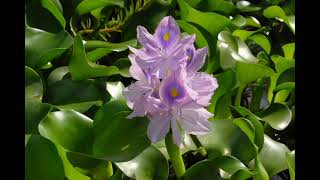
[123,16,218,148]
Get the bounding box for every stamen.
[163,32,170,41]
[171,87,179,98]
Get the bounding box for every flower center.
[170,87,179,98]
[163,32,170,41]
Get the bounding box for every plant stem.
[235,84,246,106]
[190,134,207,157]
[165,133,186,179]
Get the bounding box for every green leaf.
[273,82,295,93]
[196,0,236,15]
[208,69,238,115]
[259,135,290,176]
[231,107,264,152]
[245,16,261,28]
[76,0,124,15]
[198,119,256,163]
[256,103,292,131]
[231,15,247,27]
[25,100,52,134]
[41,0,66,29]
[233,118,255,145]
[178,0,231,56]
[182,155,253,180]
[47,66,70,86]
[232,29,258,41]
[83,39,137,51]
[25,27,73,69]
[236,1,261,12]
[69,35,120,81]
[248,34,271,54]
[56,144,91,180]
[66,151,105,170]
[116,146,169,180]
[282,43,295,59]
[177,20,208,48]
[218,31,259,69]
[47,78,103,113]
[26,0,64,33]
[25,66,43,101]
[87,48,112,62]
[286,150,295,180]
[26,135,65,180]
[113,58,131,78]
[236,61,274,85]
[263,6,295,34]
[213,92,233,120]
[106,81,125,100]
[271,55,295,74]
[93,100,150,162]
[39,110,94,154]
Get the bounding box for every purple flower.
[123,16,219,148]
[146,65,218,148]
[129,16,196,79]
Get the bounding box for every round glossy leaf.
[182,155,253,180]
[178,0,231,55]
[208,69,238,114]
[245,16,261,28]
[273,82,295,94]
[25,100,52,134]
[93,103,150,162]
[282,43,295,59]
[69,35,120,81]
[232,29,257,41]
[286,150,295,180]
[198,119,256,163]
[76,0,124,15]
[236,1,261,12]
[113,58,131,78]
[106,81,125,100]
[25,66,43,101]
[47,78,103,113]
[41,0,66,29]
[25,135,65,180]
[39,110,94,155]
[116,146,169,180]
[87,48,112,62]
[196,0,236,14]
[55,144,91,180]
[263,6,295,34]
[177,20,208,49]
[248,34,271,54]
[25,27,73,69]
[236,61,274,85]
[47,66,70,86]
[256,103,292,131]
[83,39,137,51]
[231,15,247,27]
[26,0,64,33]
[271,55,295,74]
[259,135,290,176]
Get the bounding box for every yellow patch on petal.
[171,87,179,98]
[163,32,170,41]
[187,55,192,62]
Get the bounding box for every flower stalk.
[165,133,185,179]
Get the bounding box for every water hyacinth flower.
[129,16,196,79]
[123,16,218,148]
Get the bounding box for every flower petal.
[137,26,159,48]
[128,54,146,81]
[187,47,208,74]
[154,16,180,49]
[147,112,171,143]
[185,72,218,106]
[171,116,183,148]
[179,108,213,135]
